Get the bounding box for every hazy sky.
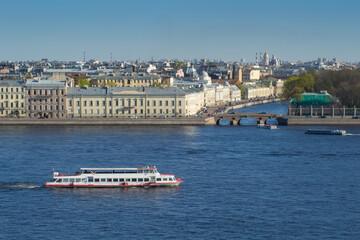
[1,0,359,62]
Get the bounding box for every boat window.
[88,177,94,182]
[82,178,87,182]
[69,178,75,182]
[76,178,81,182]
[126,178,130,182]
[113,178,118,182]
[144,178,149,182]
[163,178,168,181]
[94,178,99,182]
[101,179,106,182]
[107,178,112,182]
[138,178,143,182]
[58,179,62,183]
[156,178,161,181]
[119,178,124,182]
[132,178,137,182]
[63,178,69,183]
[51,179,56,182]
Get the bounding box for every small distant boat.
[262,124,278,130]
[45,167,183,188]
[305,129,346,135]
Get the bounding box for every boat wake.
[344,133,360,136]
[0,183,42,189]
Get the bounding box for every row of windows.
[0,110,25,115]
[78,108,181,115]
[0,95,24,100]
[29,98,64,103]
[28,90,65,95]
[70,100,181,107]
[0,88,23,93]
[98,79,158,84]
[28,113,64,118]
[58,177,175,183]
[29,105,64,111]
[0,102,24,108]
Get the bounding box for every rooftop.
[67,86,187,97]
[94,73,161,80]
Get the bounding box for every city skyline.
[1,0,360,62]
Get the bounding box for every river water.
[0,102,359,239]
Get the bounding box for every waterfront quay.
[287,116,360,125]
[0,117,214,125]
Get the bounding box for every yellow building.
[91,73,162,87]
[0,80,26,117]
[66,87,202,118]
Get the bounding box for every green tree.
[152,82,162,87]
[100,82,116,87]
[236,83,246,97]
[282,69,360,106]
[281,73,315,101]
[314,69,360,106]
[74,76,91,87]
[173,61,185,70]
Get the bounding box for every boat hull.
[305,129,346,135]
[45,167,183,188]
[45,182,182,188]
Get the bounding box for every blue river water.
[0,102,359,239]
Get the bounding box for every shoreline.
[287,117,360,125]
[0,117,359,126]
[0,117,215,126]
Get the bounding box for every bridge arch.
[217,118,231,126]
[215,112,283,126]
[239,117,258,125]
[265,118,278,125]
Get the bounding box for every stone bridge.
[214,112,286,125]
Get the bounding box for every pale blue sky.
[1,0,359,62]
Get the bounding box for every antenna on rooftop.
[83,51,86,62]
[110,52,113,62]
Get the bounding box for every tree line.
[281,69,360,106]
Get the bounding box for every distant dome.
[200,71,209,77]
[199,71,212,85]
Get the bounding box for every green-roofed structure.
[290,91,337,106]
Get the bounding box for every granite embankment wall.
[0,118,216,126]
[1,117,359,126]
[287,117,360,125]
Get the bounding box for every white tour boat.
[262,124,278,130]
[45,167,183,188]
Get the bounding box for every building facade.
[91,73,162,87]
[25,80,68,118]
[0,80,26,117]
[244,84,274,100]
[66,87,197,118]
[242,68,261,81]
